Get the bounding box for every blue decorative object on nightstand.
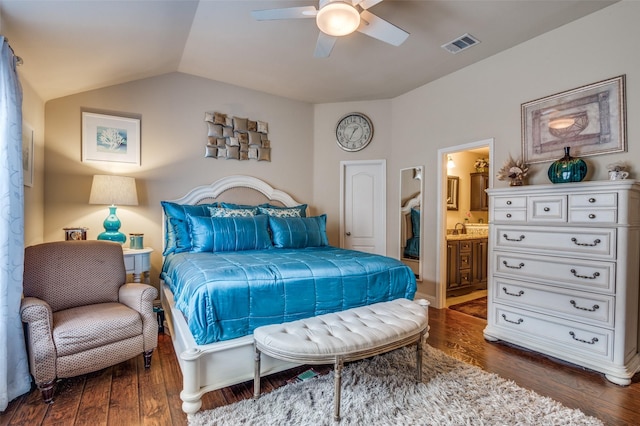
[547,146,587,183]
[97,206,126,243]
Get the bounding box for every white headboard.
[162,175,303,253]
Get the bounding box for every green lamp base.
[97,205,127,244]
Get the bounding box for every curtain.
[0,36,31,411]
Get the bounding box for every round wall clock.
[335,112,374,152]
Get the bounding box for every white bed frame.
[160,175,305,414]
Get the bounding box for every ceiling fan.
[251,0,409,57]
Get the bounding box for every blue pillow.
[220,202,259,215]
[259,203,308,217]
[161,201,218,255]
[208,206,256,217]
[268,215,328,249]
[187,215,273,253]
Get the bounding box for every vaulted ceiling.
[0,0,617,104]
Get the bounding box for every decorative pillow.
[205,145,217,158]
[248,120,257,132]
[208,206,256,217]
[233,117,248,132]
[207,123,223,137]
[269,215,329,249]
[187,215,272,253]
[257,121,268,134]
[258,147,271,162]
[161,201,218,254]
[258,204,308,218]
[219,202,260,214]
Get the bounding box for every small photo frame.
[22,122,34,187]
[521,75,626,164]
[82,112,141,165]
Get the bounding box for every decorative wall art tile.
[204,111,271,162]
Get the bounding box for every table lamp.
[89,175,138,244]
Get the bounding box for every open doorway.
[436,139,493,314]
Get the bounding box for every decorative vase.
[510,176,524,186]
[547,146,587,184]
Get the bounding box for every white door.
[340,160,386,255]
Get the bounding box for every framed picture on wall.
[521,75,626,164]
[22,122,34,187]
[82,111,141,165]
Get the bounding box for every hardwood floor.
[2,307,639,425]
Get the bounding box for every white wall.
[314,1,640,299]
[44,72,314,289]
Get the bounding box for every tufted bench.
[253,298,430,421]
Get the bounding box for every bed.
[400,193,421,277]
[160,175,417,413]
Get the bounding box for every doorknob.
[346,232,351,236]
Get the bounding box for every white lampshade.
[316,1,361,37]
[89,175,138,206]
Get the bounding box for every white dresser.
[483,180,640,385]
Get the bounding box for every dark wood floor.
[2,307,640,425]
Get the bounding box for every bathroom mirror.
[399,166,422,280]
[447,176,459,210]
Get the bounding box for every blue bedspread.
[161,247,417,345]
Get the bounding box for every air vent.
[441,33,480,54]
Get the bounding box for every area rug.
[188,345,602,426]
[448,296,487,320]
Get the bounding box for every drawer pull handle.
[506,213,512,218]
[588,214,596,219]
[571,237,601,247]
[570,300,600,312]
[570,269,600,280]
[502,287,524,297]
[543,207,550,212]
[503,234,525,242]
[589,198,596,203]
[501,314,523,325]
[569,331,599,345]
[503,261,525,269]
[506,200,512,205]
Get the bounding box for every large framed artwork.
[82,112,141,165]
[521,75,626,164]
[22,122,34,187]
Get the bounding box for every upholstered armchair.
[20,240,158,403]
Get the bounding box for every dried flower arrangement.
[496,154,529,186]
[474,158,489,171]
[606,161,627,172]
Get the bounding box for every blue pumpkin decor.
[548,146,587,183]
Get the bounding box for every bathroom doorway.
[436,139,493,312]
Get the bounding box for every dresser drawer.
[493,226,616,260]
[528,195,567,222]
[493,304,613,361]
[493,196,526,209]
[569,209,617,224]
[570,193,617,208]
[493,252,615,293]
[493,210,526,222]
[493,277,614,327]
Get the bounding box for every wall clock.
[335,112,374,152]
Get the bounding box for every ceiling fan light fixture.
[316,1,361,37]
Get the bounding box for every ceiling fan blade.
[251,6,317,21]
[356,0,384,10]
[357,10,409,46]
[314,32,338,58]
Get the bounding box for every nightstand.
[122,247,153,284]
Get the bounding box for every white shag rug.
[189,344,603,426]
